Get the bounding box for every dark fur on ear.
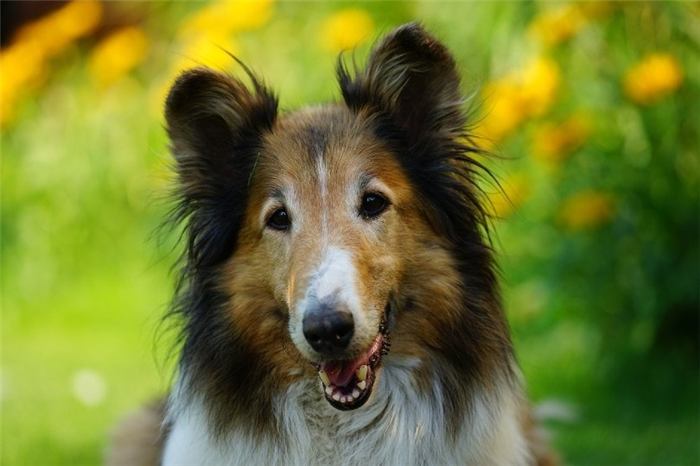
[338,22,464,143]
[166,67,278,274]
[338,23,515,405]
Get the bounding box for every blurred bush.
[472,1,699,370]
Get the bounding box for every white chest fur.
[162,361,530,466]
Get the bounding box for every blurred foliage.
[1,1,698,465]
[472,1,700,360]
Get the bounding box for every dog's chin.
[314,317,390,411]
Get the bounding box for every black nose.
[303,307,354,354]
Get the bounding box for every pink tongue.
[321,359,363,387]
[320,333,383,387]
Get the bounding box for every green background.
[2,1,698,464]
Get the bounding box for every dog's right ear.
[165,68,278,269]
[165,67,278,190]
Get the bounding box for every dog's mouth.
[314,317,390,411]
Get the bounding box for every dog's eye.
[267,208,291,231]
[360,193,389,219]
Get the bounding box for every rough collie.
[108,23,556,466]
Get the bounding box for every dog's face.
[230,107,428,409]
[165,24,498,415]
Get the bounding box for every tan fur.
[105,400,166,466]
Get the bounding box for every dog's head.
[166,23,498,416]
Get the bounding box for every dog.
[107,22,557,466]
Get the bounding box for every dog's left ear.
[338,22,465,144]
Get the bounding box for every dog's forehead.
[257,106,402,189]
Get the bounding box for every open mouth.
[315,318,390,411]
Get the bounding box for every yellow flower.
[172,33,240,75]
[623,53,684,105]
[173,1,269,80]
[529,4,586,48]
[179,0,274,39]
[488,174,530,219]
[518,57,561,118]
[558,190,616,231]
[15,0,102,57]
[0,40,47,127]
[476,57,561,146]
[89,27,149,87]
[48,0,102,42]
[1,0,102,127]
[0,40,47,95]
[477,81,528,146]
[531,115,591,164]
[320,8,375,52]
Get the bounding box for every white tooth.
[319,370,330,387]
[356,365,368,382]
[347,395,354,403]
[352,389,360,398]
[357,380,366,391]
[340,396,347,403]
[333,393,340,401]
[325,386,334,396]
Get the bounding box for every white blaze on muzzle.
[292,247,371,358]
[291,247,388,410]
[311,247,358,309]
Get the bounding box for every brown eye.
[360,193,389,219]
[267,208,291,231]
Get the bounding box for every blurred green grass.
[2,1,698,465]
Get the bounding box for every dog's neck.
[162,356,531,466]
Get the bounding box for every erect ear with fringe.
[165,67,278,190]
[338,22,466,145]
[165,67,278,270]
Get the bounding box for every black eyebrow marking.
[304,125,329,161]
[268,186,286,201]
[359,172,374,192]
